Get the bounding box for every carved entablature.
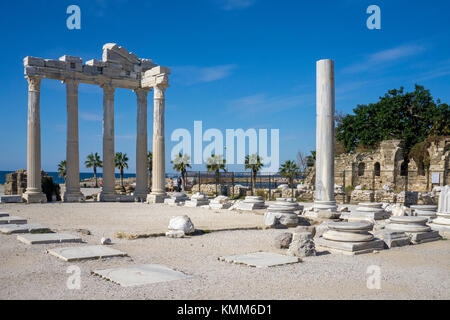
[23,43,168,90]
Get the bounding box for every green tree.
[57,160,67,182]
[147,151,153,191]
[245,154,264,195]
[84,152,102,188]
[336,85,450,157]
[115,152,129,188]
[306,151,316,167]
[279,160,300,198]
[171,153,191,191]
[206,154,226,195]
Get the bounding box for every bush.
[41,176,61,202]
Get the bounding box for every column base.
[312,200,339,219]
[134,192,149,202]
[63,192,85,203]
[23,192,47,204]
[147,193,168,204]
[97,192,119,202]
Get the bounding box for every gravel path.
[0,202,449,299]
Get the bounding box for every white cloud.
[173,64,237,85]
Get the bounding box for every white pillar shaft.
[134,88,149,198]
[151,85,166,195]
[65,80,82,197]
[26,76,43,194]
[315,59,336,210]
[101,85,115,197]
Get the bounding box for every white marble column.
[147,84,168,203]
[63,79,84,202]
[134,88,150,201]
[314,59,338,216]
[23,76,47,203]
[98,84,117,202]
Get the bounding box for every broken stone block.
[24,56,45,67]
[293,225,316,237]
[274,232,293,249]
[375,231,410,248]
[287,232,316,257]
[168,215,195,235]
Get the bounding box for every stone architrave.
[386,216,441,244]
[313,59,338,218]
[63,79,84,202]
[429,185,450,237]
[23,76,47,203]
[98,84,117,202]
[315,222,384,255]
[184,192,210,207]
[235,196,266,211]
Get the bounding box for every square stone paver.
[0,213,9,217]
[17,233,81,244]
[92,264,192,287]
[219,252,300,268]
[0,195,23,203]
[47,245,127,262]
[0,224,50,234]
[0,216,27,225]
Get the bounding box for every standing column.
[63,79,84,202]
[98,84,116,202]
[147,84,168,203]
[314,59,338,217]
[134,88,149,201]
[23,76,47,203]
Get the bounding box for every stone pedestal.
[23,76,47,204]
[315,222,384,255]
[386,216,441,244]
[209,196,232,210]
[185,193,210,207]
[346,202,389,222]
[164,192,189,206]
[374,231,410,248]
[313,59,337,215]
[410,205,437,221]
[98,84,116,202]
[264,200,301,228]
[236,196,266,211]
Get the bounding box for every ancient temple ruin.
[22,43,170,203]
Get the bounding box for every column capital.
[25,76,42,92]
[63,78,79,86]
[101,83,115,95]
[153,84,168,99]
[133,87,150,99]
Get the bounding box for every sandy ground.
[0,201,449,300]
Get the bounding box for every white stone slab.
[93,264,192,287]
[47,245,127,261]
[0,195,23,203]
[0,212,9,217]
[219,252,299,268]
[17,233,81,244]
[0,223,50,234]
[0,216,27,225]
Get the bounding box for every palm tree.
[206,154,226,195]
[115,152,129,188]
[85,152,102,188]
[279,160,300,198]
[245,154,264,195]
[171,153,191,191]
[147,151,153,191]
[57,160,67,183]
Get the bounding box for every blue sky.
[0,0,449,173]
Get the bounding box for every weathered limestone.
[0,223,49,234]
[287,232,316,258]
[235,196,266,211]
[98,84,116,202]
[386,216,441,244]
[0,195,23,203]
[315,222,384,255]
[164,192,189,206]
[346,202,389,222]
[184,192,210,207]
[17,233,82,245]
[375,230,410,248]
[410,205,437,220]
[209,195,232,209]
[264,200,301,228]
[166,215,195,237]
[23,76,47,204]
[219,252,300,268]
[134,88,150,201]
[93,264,192,287]
[429,185,450,236]
[147,72,170,203]
[313,59,338,217]
[63,79,84,202]
[47,245,127,262]
[274,232,293,249]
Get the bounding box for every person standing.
[177,176,182,192]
